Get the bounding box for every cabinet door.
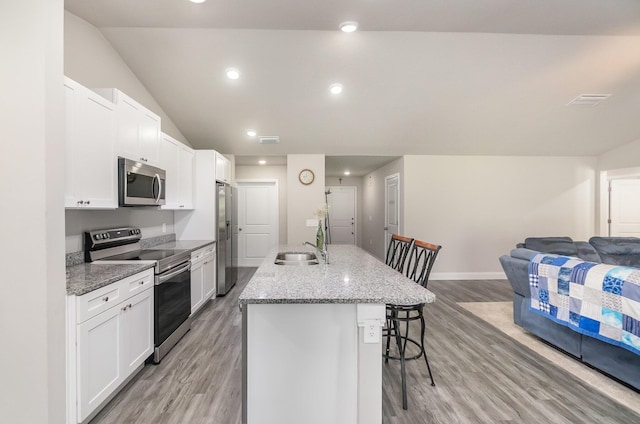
[178,145,194,209]
[77,306,122,422]
[203,252,216,300]
[64,78,117,209]
[191,260,205,314]
[121,289,154,376]
[139,110,161,165]
[64,81,80,207]
[216,152,229,183]
[160,134,180,209]
[79,91,117,208]
[117,96,142,162]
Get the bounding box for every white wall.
[0,0,66,422]
[66,209,176,253]
[287,155,326,245]
[64,11,190,146]
[403,155,597,279]
[598,138,640,172]
[236,165,288,244]
[361,158,404,260]
[325,176,364,247]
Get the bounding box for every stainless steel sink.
[274,251,319,265]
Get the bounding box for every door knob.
[239,228,242,231]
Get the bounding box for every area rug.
[458,301,640,415]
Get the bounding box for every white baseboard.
[430,271,506,281]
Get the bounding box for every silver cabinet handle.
[102,296,109,302]
[85,200,90,205]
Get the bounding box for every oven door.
[154,262,191,346]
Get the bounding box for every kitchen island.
[239,244,435,424]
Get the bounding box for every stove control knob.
[104,233,110,239]
[94,234,101,240]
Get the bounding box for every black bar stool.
[384,239,441,410]
[385,234,414,272]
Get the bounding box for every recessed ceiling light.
[344,171,351,176]
[226,68,240,80]
[190,0,206,3]
[329,83,343,95]
[258,160,267,165]
[246,129,257,137]
[340,21,358,33]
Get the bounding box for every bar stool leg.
[384,313,394,364]
[420,313,436,387]
[394,315,408,410]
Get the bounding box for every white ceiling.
[64,0,640,159]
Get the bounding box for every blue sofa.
[499,236,640,390]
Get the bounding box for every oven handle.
[157,262,191,285]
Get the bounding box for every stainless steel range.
[85,227,191,363]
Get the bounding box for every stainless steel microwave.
[118,157,166,206]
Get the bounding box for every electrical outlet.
[162,223,166,233]
[364,320,380,343]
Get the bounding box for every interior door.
[237,181,278,267]
[326,186,356,245]
[609,178,640,236]
[384,174,400,254]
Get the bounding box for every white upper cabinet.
[93,88,161,167]
[64,77,118,209]
[215,151,231,183]
[160,133,194,210]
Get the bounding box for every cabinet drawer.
[191,244,216,262]
[126,269,154,295]
[76,269,154,323]
[76,284,123,324]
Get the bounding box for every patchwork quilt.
[529,253,640,356]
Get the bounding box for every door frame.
[326,185,358,245]
[384,173,401,255]
[236,179,279,267]
[599,167,640,236]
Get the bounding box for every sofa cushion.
[588,237,640,267]
[574,241,602,262]
[523,236,577,256]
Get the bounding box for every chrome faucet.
[304,241,329,264]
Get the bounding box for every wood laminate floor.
[90,270,640,424]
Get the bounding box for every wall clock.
[298,169,315,185]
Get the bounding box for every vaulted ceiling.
[65,0,640,161]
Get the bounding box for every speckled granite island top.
[239,245,436,305]
[67,263,155,296]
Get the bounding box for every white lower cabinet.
[68,269,154,423]
[190,244,216,314]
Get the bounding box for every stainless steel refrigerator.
[216,182,237,295]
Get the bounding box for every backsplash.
[65,208,176,253]
[65,208,178,266]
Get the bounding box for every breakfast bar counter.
[239,244,435,424]
[239,244,435,305]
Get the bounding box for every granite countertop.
[149,240,215,251]
[238,244,436,305]
[66,239,214,296]
[67,263,155,296]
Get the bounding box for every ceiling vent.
[567,94,611,107]
[259,136,280,144]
